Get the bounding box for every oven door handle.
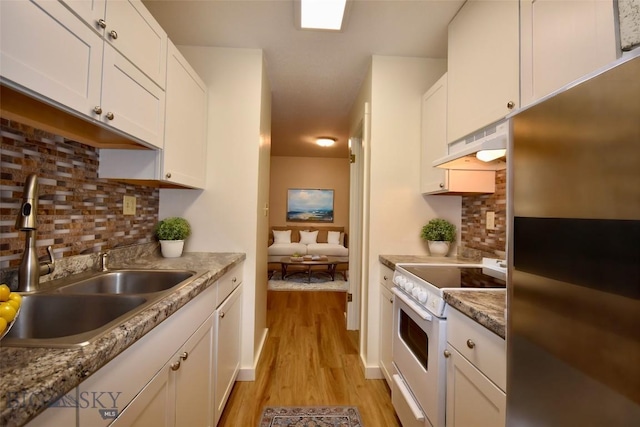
[392,374,426,422]
[392,288,433,321]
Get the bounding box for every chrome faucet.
[15,174,55,292]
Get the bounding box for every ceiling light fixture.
[300,0,348,31]
[316,137,336,147]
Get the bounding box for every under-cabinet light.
[476,149,507,162]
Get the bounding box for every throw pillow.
[273,229,291,244]
[327,231,341,245]
[299,230,319,245]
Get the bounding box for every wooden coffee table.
[280,256,348,283]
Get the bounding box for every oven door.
[392,288,446,427]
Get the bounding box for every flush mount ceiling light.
[298,0,349,31]
[316,137,336,147]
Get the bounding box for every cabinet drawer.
[380,264,394,290]
[447,307,506,391]
[217,263,243,307]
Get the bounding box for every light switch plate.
[486,211,495,230]
[123,195,136,216]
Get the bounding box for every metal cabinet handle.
[170,361,181,371]
[93,106,102,115]
[105,112,114,120]
[232,277,237,284]
[109,30,118,40]
[383,275,388,280]
[444,350,451,358]
[507,101,515,109]
[180,352,189,361]
[97,19,106,29]
[389,297,394,304]
[439,183,445,188]
[466,339,475,349]
[220,312,225,318]
[165,172,172,179]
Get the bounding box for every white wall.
[159,46,270,379]
[350,56,462,377]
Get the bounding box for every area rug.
[259,406,363,427]
[268,271,349,292]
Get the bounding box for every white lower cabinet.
[379,274,395,387]
[46,263,246,427]
[213,285,243,425]
[112,313,215,427]
[445,308,506,427]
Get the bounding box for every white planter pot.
[427,240,451,257]
[160,240,184,258]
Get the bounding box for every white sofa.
[267,226,349,261]
[267,226,349,279]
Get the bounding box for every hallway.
[218,291,400,426]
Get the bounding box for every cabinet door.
[446,345,506,427]
[100,43,166,148]
[174,314,215,427]
[104,0,167,88]
[60,0,107,35]
[379,285,395,387]
[110,367,173,427]
[26,389,78,427]
[0,0,103,118]
[213,284,243,425]
[421,73,449,194]
[163,41,208,188]
[447,0,519,143]
[520,0,617,106]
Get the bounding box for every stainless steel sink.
[1,269,204,348]
[2,294,150,347]
[55,269,196,294]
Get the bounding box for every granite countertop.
[0,250,245,427]
[379,255,506,338]
[444,290,506,339]
[379,254,483,270]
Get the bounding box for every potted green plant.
[420,218,456,257]
[155,217,191,258]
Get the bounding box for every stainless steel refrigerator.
[507,51,640,426]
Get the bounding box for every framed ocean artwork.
[286,189,334,222]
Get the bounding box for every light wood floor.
[217,290,400,427]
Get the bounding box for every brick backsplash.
[0,119,159,269]
[460,169,507,257]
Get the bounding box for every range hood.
[432,120,508,170]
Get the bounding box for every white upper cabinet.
[100,43,166,148]
[520,0,618,107]
[0,0,104,118]
[0,0,167,149]
[59,0,107,35]
[61,0,167,89]
[447,0,519,143]
[102,0,167,89]
[162,41,208,188]
[421,73,496,195]
[99,42,207,188]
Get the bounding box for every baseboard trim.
[360,351,384,380]
[237,327,269,381]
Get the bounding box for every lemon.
[6,299,20,311]
[0,284,10,302]
[8,293,21,305]
[0,303,17,323]
[0,317,7,335]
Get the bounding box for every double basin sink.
[2,269,204,348]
